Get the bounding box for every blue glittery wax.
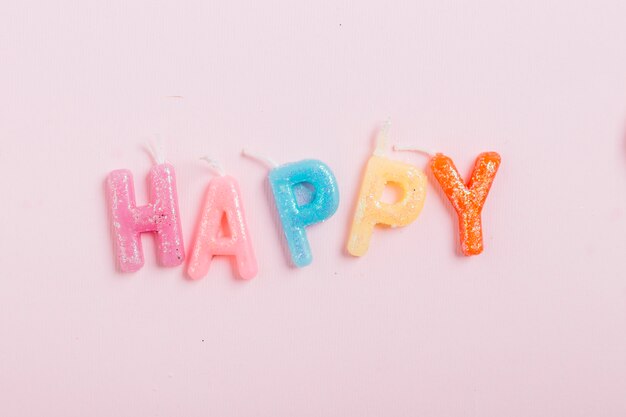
[268,159,340,267]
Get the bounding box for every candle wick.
[145,137,166,165]
[374,119,392,156]
[241,148,278,169]
[392,144,434,158]
[200,156,226,176]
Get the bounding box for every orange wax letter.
[430,152,501,256]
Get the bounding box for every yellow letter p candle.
[347,123,427,257]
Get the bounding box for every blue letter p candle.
[269,159,340,267]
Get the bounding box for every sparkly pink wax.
[106,163,185,272]
[187,175,258,280]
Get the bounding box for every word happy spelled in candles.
[106,123,501,279]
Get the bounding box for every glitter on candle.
[106,162,185,272]
[268,159,340,268]
[430,152,501,256]
[347,122,427,257]
[187,159,258,280]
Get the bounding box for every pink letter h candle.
[106,162,185,272]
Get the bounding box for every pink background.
[1,1,626,416]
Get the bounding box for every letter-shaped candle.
[430,152,501,256]
[267,159,340,268]
[347,123,427,257]
[187,159,258,280]
[106,149,185,272]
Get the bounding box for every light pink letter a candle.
[106,150,185,272]
[187,159,257,280]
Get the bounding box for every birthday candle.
[187,158,258,280]
[430,152,501,256]
[347,122,427,257]
[106,144,185,272]
[244,150,340,268]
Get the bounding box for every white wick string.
[392,144,434,158]
[241,148,278,169]
[146,136,166,164]
[374,119,391,156]
[200,156,226,176]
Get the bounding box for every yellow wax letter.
[347,155,427,256]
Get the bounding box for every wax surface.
[431,152,501,256]
[347,155,427,256]
[187,175,258,280]
[269,159,340,268]
[106,163,185,272]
